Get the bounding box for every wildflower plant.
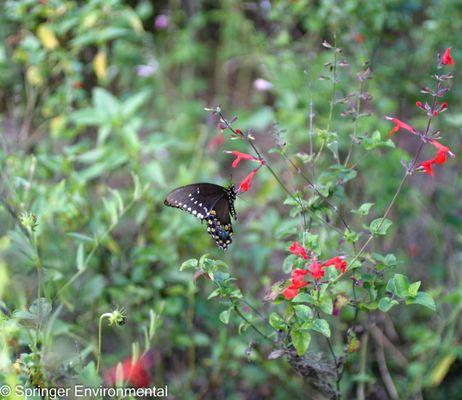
[181,45,456,399]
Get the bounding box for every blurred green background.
[0,0,461,399]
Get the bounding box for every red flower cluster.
[104,354,152,388]
[289,241,308,259]
[283,268,308,300]
[417,140,455,176]
[226,150,265,192]
[386,48,456,177]
[283,242,348,300]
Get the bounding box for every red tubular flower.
[385,116,417,136]
[322,256,348,273]
[105,354,152,388]
[440,47,455,66]
[291,269,308,288]
[239,167,260,192]
[430,140,455,157]
[289,242,309,260]
[417,140,455,176]
[283,269,309,299]
[309,257,325,280]
[283,286,299,300]
[227,150,258,168]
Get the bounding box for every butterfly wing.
[164,183,227,220]
[164,183,235,250]
[205,196,233,250]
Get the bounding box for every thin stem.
[357,333,369,400]
[96,313,112,373]
[344,75,366,167]
[233,305,274,343]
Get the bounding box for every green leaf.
[291,328,311,356]
[378,297,399,312]
[312,319,331,337]
[293,305,313,321]
[386,274,409,298]
[407,292,436,311]
[219,308,232,324]
[369,218,392,236]
[318,296,333,314]
[180,259,198,271]
[269,312,286,330]
[292,293,314,304]
[207,288,220,300]
[351,202,375,216]
[123,90,150,117]
[361,130,395,150]
[93,87,120,120]
[408,281,421,297]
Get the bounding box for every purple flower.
[155,14,169,30]
[136,59,159,77]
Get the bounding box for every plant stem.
[233,305,274,343]
[96,313,112,373]
[357,333,369,400]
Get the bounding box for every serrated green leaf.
[180,259,198,271]
[293,305,313,321]
[291,328,311,356]
[312,319,331,337]
[406,291,436,311]
[351,202,375,216]
[378,297,399,312]
[408,281,421,297]
[386,274,409,298]
[369,218,392,236]
[269,312,286,330]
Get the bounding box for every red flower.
[385,116,417,136]
[289,242,309,260]
[283,269,309,299]
[440,47,455,66]
[239,167,260,192]
[105,354,152,388]
[283,286,299,300]
[309,257,325,280]
[417,140,455,176]
[322,256,348,273]
[227,150,259,168]
[291,269,308,288]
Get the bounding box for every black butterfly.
[164,183,237,250]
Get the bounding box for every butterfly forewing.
[164,183,237,250]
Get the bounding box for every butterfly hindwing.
[205,196,233,250]
[164,183,237,249]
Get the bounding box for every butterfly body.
[164,183,237,249]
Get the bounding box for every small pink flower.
[155,14,169,30]
[253,78,273,91]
